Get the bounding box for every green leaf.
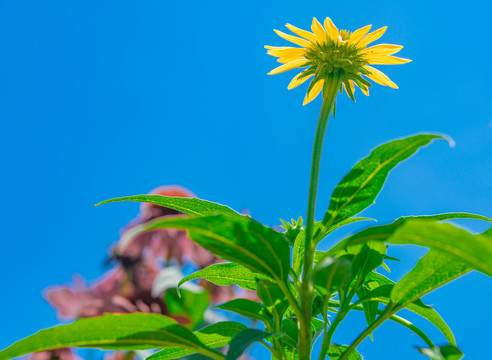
[280,317,325,349]
[331,298,435,347]
[293,222,323,274]
[320,134,446,227]
[280,217,303,246]
[356,272,456,345]
[216,299,272,326]
[284,346,299,360]
[390,250,471,305]
[0,313,223,360]
[327,344,363,360]
[356,277,381,330]
[399,212,492,223]
[338,241,387,337]
[148,322,246,360]
[164,287,209,329]
[257,280,289,320]
[280,319,299,348]
[327,219,492,277]
[293,217,374,273]
[482,226,492,237]
[95,194,240,217]
[338,240,387,284]
[310,318,325,343]
[178,262,272,292]
[416,345,464,360]
[313,257,352,296]
[118,214,290,282]
[226,329,270,360]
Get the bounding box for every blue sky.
[0,1,491,359]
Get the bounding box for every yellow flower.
[266,17,411,105]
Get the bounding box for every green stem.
[339,307,394,360]
[277,280,304,324]
[318,301,349,360]
[299,73,342,360]
[389,314,435,348]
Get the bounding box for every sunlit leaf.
[257,280,289,320]
[96,194,240,217]
[320,134,446,229]
[118,214,290,282]
[178,262,271,292]
[399,212,492,223]
[390,250,471,305]
[327,219,492,277]
[327,344,362,359]
[0,313,223,360]
[356,272,456,345]
[148,322,246,360]
[293,217,373,273]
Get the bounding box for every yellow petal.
[285,24,317,43]
[348,25,372,45]
[357,26,387,48]
[274,29,311,48]
[362,44,403,56]
[364,65,398,88]
[366,55,412,65]
[288,72,314,89]
[277,57,303,64]
[267,47,307,58]
[303,79,324,105]
[311,17,327,44]
[265,45,289,50]
[323,17,339,42]
[360,85,369,96]
[268,59,308,75]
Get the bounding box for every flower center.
[304,32,367,79]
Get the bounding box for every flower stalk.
[299,72,342,360]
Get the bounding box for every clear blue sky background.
[0,1,491,359]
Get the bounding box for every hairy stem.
[299,73,342,360]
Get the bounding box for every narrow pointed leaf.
[178,262,272,292]
[390,250,471,305]
[356,272,456,345]
[96,194,240,217]
[226,329,270,360]
[416,345,464,360]
[0,313,223,360]
[327,344,363,360]
[399,212,492,223]
[338,240,387,284]
[118,214,290,282]
[216,299,272,326]
[320,134,446,228]
[293,217,374,273]
[326,219,492,277]
[332,300,436,347]
[313,257,352,296]
[149,322,246,360]
[257,280,289,320]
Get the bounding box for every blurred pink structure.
[35,185,257,360]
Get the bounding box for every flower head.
[266,17,411,105]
